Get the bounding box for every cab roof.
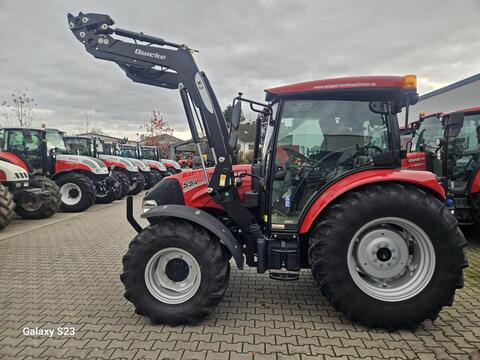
[265,76,409,98]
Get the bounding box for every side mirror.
[231,101,242,131]
[445,111,464,138]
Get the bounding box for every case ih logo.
[407,156,426,163]
[134,49,166,60]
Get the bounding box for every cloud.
[1,0,479,140]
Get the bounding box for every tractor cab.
[410,109,480,224]
[64,136,104,157]
[245,76,416,231]
[0,127,48,175]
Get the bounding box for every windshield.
[121,145,137,158]
[65,138,91,156]
[142,147,157,160]
[6,129,44,171]
[45,130,67,154]
[412,115,443,152]
[271,99,393,227]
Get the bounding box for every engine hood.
[145,164,252,210]
[0,159,29,182]
[56,154,109,175]
[98,154,138,172]
[142,159,167,172]
[127,158,150,172]
[161,159,181,170]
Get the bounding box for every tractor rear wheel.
[111,170,130,200]
[0,184,14,230]
[128,172,145,195]
[56,173,95,212]
[15,176,61,219]
[121,219,230,325]
[308,183,467,330]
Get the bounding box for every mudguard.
[142,204,244,269]
[299,169,446,234]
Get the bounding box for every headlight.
[142,199,157,213]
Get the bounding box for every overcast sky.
[1,0,479,140]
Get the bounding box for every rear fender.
[142,204,244,269]
[299,169,445,234]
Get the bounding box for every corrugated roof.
[419,73,480,101]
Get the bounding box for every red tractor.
[102,142,149,194]
[116,143,167,187]
[405,108,480,225]
[63,135,140,200]
[0,127,107,213]
[69,12,467,330]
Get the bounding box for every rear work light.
[402,75,417,90]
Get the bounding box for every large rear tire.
[56,173,95,212]
[111,170,130,200]
[308,183,467,330]
[121,219,230,325]
[15,176,61,219]
[0,184,14,230]
[128,172,145,195]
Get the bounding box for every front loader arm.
[68,12,258,232]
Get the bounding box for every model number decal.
[183,179,203,191]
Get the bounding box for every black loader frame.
[68,12,264,259]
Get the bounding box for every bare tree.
[1,90,37,127]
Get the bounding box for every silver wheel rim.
[347,217,435,302]
[60,183,82,206]
[145,247,201,304]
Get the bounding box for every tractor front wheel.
[121,219,230,325]
[56,173,95,212]
[15,176,61,219]
[308,183,467,330]
[0,184,14,230]
[150,169,163,186]
[111,170,130,200]
[95,175,121,204]
[128,172,145,195]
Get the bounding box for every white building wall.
[410,78,480,120]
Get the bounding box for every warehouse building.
[409,73,480,121]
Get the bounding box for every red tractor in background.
[404,108,480,225]
[70,12,467,330]
[103,142,149,194]
[116,143,167,187]
[64,135,143,199]
[0,127,107,213]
